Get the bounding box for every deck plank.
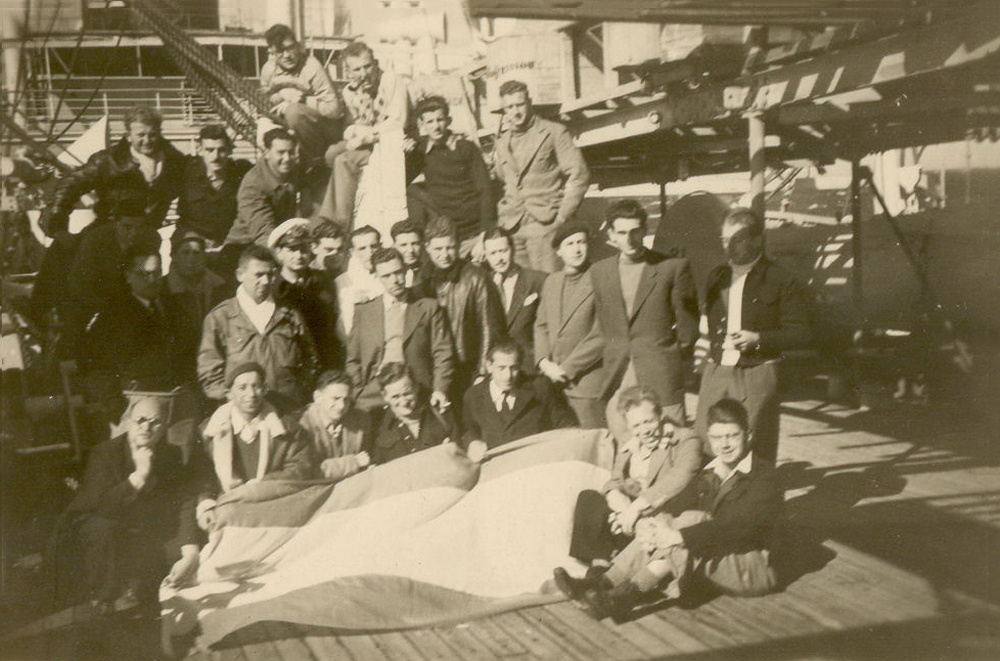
[492,611,574,660]
[464,617,531,657]
[546,601,649,660]
[337,634,394,661]
[403,628,463,661]
[432,624,508,661]
[260,622,317,661]
[518,606,600,659]
[300,630,356,661]
[368,631,427,661]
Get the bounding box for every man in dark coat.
[696,208,812,463]
[590,200,699,440]
[61,397,203,610]
[346,247,454,411]
[462,341,573,455]
[482,227,546,375]
[41,106,185,236]
[370,363,459,465]
[417,215,505,402]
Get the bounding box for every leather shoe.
[553,567,612,600]
[584,582,643,623]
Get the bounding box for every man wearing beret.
[270,219,343,370]
[534,222,606,428]
[198,244,319,408]
[196,362,314,529]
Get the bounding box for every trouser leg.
[739,362,780,463]
[569,490,624,562]
[566,395,606,429]
[282,103,341,164]
[333,145,372,227]
[78,516,124,602]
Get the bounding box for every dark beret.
[551,221,590,249]
[226,361,266,389]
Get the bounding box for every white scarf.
[204,401,285,491]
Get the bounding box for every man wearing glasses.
[261,24,342,166]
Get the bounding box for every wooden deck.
[5,394,998,660]
[179,396,999,661]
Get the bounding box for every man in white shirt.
[696,208,812,462]
[198,245,319,407]
[334,225,385,340]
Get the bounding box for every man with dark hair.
[163,232,229,388]
[198,245,318,407]
[269,219,343,370]
[346,247,454,411]
[417,215,504,401]
[493,81,589,271]
[371,362,459,465]
[696,207,811,462]
[41,106,185,236]
[224,128,307,253]
[84,247,182,398]
[591,199,699,441]
[405,95,495,248]
[461,341,573,455]
[298,370,371,481]
[325,40,411,226]
[482,227,545,374]
[60,397,202,612]
[557,398,782,621]
[261,24,342,164]
[334,224,384,339]
[390,219,425,287]
[535,222,606,428]
[311,220,347,273]
[176,125,252,246]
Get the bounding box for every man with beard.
[695,208,811,462]
[269,219,343,369]
[198,245,318,408]
[534,222,606,428]
[416,215,504,401]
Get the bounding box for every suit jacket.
[298,405,371,482]
[371,404,459,465]
[461,377,574,449]
[495,116,590,229]
[679,457,783,558]
[198,297,319,405]
[345,293,455,402]
[534,269,605,399]
[703,257,812,367]
[591,251,699,406]
[67,435,200,546]
[602,428,702,514]
[493,267,546,373]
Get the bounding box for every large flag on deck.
[161,429,615,650]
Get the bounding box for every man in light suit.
[590,200,699,441]
[482,227,547,374]
[534,222,606,429]
[298,370,372,482]
[493,80,590,272]
[346,247,455,411]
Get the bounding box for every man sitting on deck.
[297,370,372,482]
[554,398,782,622]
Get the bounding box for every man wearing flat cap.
[535,222,606,428]
[270,219,343,370]
[196,362,314,530]
[198,244,319,409]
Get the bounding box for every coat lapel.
[402,296,420,344]
[558,281,592,334]
[646,446,669,484]
[713,471,748,512]
[506,385,535,428]
[517,126,547,182]
[629,261,658,323]
[606,261,629,324]
[505,271,530,329]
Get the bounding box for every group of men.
[34,29,812,622]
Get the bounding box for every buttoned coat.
[494,268,547,373]
[495,116,590,229]
[461,377,574,449]
[534,270,605,400]
[197,297,319,404]
[590,251,699,406]
[345,293,455,403]
[601,427,703,514]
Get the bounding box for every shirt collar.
[382,292,406,309]
[488,380,513,407]
[704,452,754,483]
[425,133,459,153]
[729,255,762,279]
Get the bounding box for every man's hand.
[730,329,761,352]
[356,451,371,468]
[653,524,684,550]
[165,545,200,588]
[617,505,642,535]
[129,447,154,490]
[269,75,308,92]
[605,489,632,514]
[430,391,450,412]
[466,440,488,463]
[538,359,569,384]
[196,499,217,531]
[402,137,418,153]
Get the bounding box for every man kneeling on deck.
[554,398,782,622]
